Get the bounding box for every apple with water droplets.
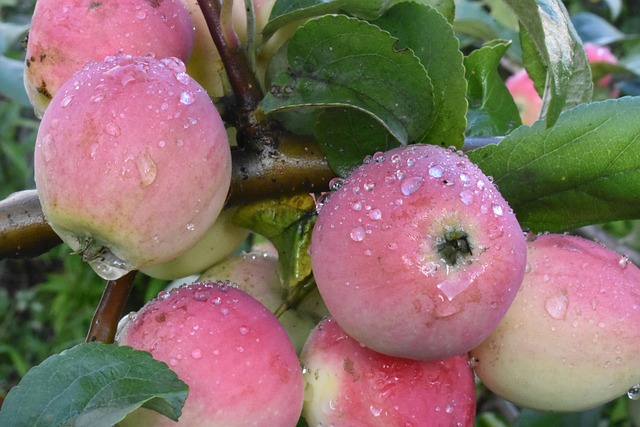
[300,317,476,426]
[310,144,527,360]
[470,233,640,412]
[199,250,329,353]
[34,54,231,280]
[116,281,304,426]
[24,0,195,117]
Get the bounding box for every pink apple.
[584,42,617,88]
[505,69,542,126]
[116,281,304,426]
[310,144,527,360]
[34,54,231,280]
[300,317,476,426]
[24,0,194,117]
[471,233,640,411]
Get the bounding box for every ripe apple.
[24,0,194,117]
[310,144,527,360]
[34,54,231,280]
[300,317,476,426]
[199,250,328,353]
[116,281,304,426]
[471,233,640,412]
[141,208,250,280]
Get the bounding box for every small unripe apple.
[116,281,304,426]
[300,317,476,426]
[471,233,640,412]
[34,54,231,280]
[199,251,328,353]
[141,208,250,280]
[24,0,194,117]
[311,144,527,360]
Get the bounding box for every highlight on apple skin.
[24,0,195,117]
[34,54,232,280]
[300,317,476,427]
[116,281,304,427]
[471,233,640,412]
[310,144,527,360]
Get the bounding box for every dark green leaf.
[374,2,467,148]
[314,108,399,177]
[464,40,522,137]
[233,194,317,288]
[265,0,455,38]
[515,406,603,427]
[262,14,434,145]
[0,343,188,427]
[503,0,593,127]
[467,97,640,232]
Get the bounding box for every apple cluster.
[23,0,640,425]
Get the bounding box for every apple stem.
[196,0,263,120]
[86,270,137,344]
[273,274,316,318]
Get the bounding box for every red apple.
[300,317,476,426]
[24,0,194,117]
[310,144,527,360]
[471,233,640,411]
[116,281,304,426]
[34,54,231,280]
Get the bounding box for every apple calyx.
[437,225,472,266]
[71,235,133,280]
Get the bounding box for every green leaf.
[262,14,434,145]
[314,107,399,177]
[233,194,317,288]
[0,343,188,427]
[464,40,523,137]
[571,12,629,45]
[374,2,467,148]
[265,0,455,38]
[502,0,593,127]
[467,97,640,232]
[515,406,603,427]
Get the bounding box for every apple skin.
[141,208,250,280]
[34,54,231,280]
[310,144,527,360]
[116,281,304,426]
[24,0,194,117]
[470,233,640,412]
[300,317,476,426]
[199,251,329,353]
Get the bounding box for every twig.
[86,270,137,344]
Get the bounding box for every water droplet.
[90,93,104,103]
[401,176,424,196]
[239,326,249,335]
[445,405,453,414]
[193,290,210,302]
[370,405,383,417]
[220,307,229,316]
[388,242,398,250]
[60,95,73,108]
[492,204,504,216]
[391,153,401,163]
[158,290,171,300]
[160,57,186,73]
[180,91,195,105]
[135,10,147,19]
[329,177,344,191]
[40,134,56,162]
[103,122,121,137]
[368,209,382,220]
[364,181,376,191]
[236,346,245,353]
[477,180,486,190]
[545,293,569,319]
[428,165,443,178]
[351,201,362,211]
[363,155,372,164]
[628,384,640,400]
[373,152,386,163]
[186,223,195,231]
[135,151,157,187]
[459,190,474,206]
[618,255,630,269]
[169,358,178,366]
[157,140,166,148]
[191,348,202,359]
[350,226,366,242]
[406,157,416,167]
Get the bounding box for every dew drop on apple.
[401,176,424,196]
[135,151,157,187]
[40,134,56,162]
[103,122,121,137]
[180,91,195,105]
[191,348,203,359]
[628,384,640,400]
[544,293,569,320]
[618,255,630,269]
[429,165,443,178]
[368,209,382,220]
[87,254,132,281]
[329,177,344,191]
[60,95,73,108]
[459,190,474,206]
[373,151,386,163]
[351,201,362,211]
[492,204,504,216]
[239,326,249,335]
[350,226,366,242]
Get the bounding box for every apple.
[199,250,328,353]
[24,0,195,117]
[116,281,304,426]
[300,317,476,426]
[310,144,527,360]
[34,54,232,280]
[141,208,250,280]
[471,233,640,412]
